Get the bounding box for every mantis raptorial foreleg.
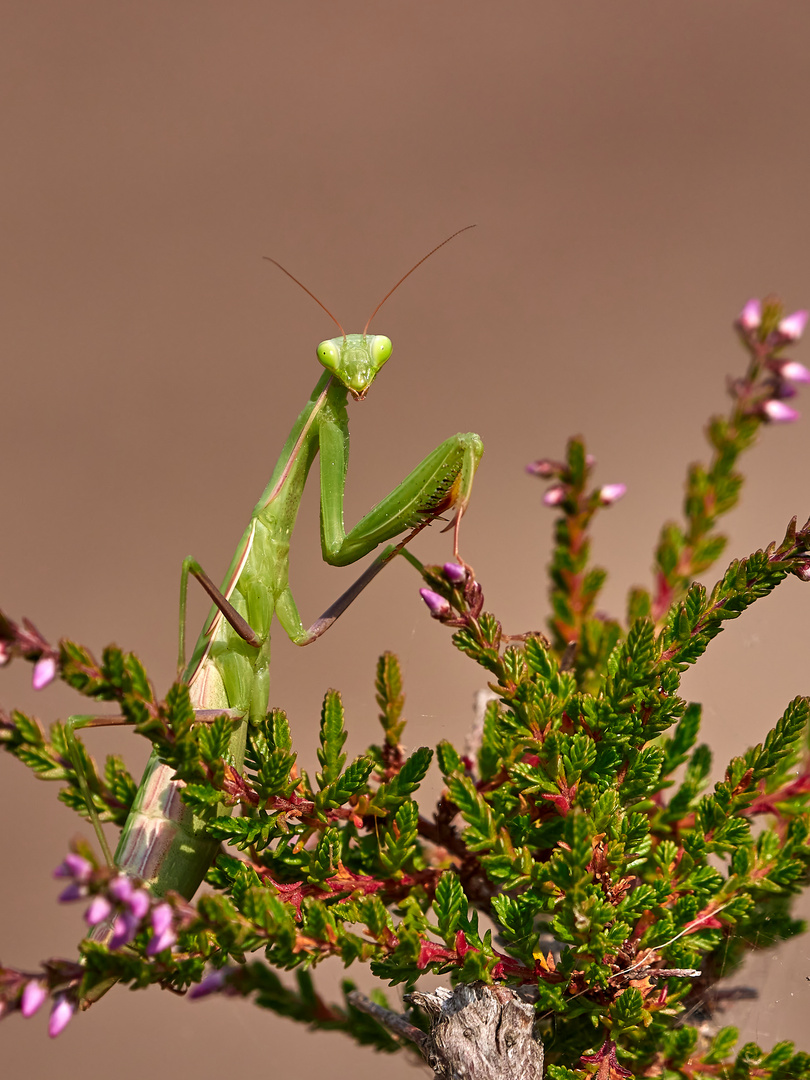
[70,230,483,904]
[274,430,482,643]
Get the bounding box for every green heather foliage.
[3,297,810,1076]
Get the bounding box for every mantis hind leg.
[274,432,484,646]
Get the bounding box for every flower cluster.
[55,853,179,957]
[0,611,58,690]
[736,296,810,423]
[419,562,484,625]
[526,454,627,511]
[2,853,185,1037]
[523,442,626,663]
[14,974,74,1038]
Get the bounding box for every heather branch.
[658,515,810,668]
[346,989,428,1052]
[649,297,809,625]
[526,439,625,687]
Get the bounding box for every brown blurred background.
[3,3,810,1076]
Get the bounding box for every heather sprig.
[526,439,626,688]
[641,296,810,626]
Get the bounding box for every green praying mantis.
[67,229,483,904]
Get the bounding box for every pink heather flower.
[128,889,151,920]
[147,927,177,955]
[54,853,93,882]
[763,399,800,423]
[146,902,176,955]
[443,562,467,583]
[738,298,762,331]
[21,980,47,1018]
[108,875,135,904]
[598,483,627,505]
[780,360,810,383]
[777,310,809,342]
[542,485,566,507]
[525,458,556,477]
[0,640,9,666]
[419,589,451,618]
[151,903,173,935]
[109,911,140,950]
[48,996,74,1038]
[189,968,229,999]
[32,655,57,691]
[85,895,113,926]
[794,562,810,582]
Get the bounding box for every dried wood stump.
[349,982,544,1079]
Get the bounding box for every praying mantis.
[68,229,483,904]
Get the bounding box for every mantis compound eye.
[370,335,393,370]
[316,339,341,371]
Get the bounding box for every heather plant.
[3,297,810,1078]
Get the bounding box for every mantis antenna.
[362,224,477,336]
[264,225,477,340]
[262,255,347,339]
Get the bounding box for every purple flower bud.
[189,968,229,999]
[442,562,467,584]
[0,640,9,667]
[109,911,140,950]
[21,980,47,1018]
[54,853,93,882]
[32,655,57,691]
[542,485,566,507]
[58,882,87,903]
[525,459,556,478]
[598,483,627,505]
[780,360,810,384]
[419,589,451,618]
[85,895,113,926]
[774,381,797,399]
[108,875,135,904]
[737,298,762,331]
[794,561,810,582]
[48,996,74,1038]
[763,399,800,423]
[128,889,151,920]
[777,310,809,342]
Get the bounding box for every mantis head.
[265,225,474,401]
[316,334,393,400]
